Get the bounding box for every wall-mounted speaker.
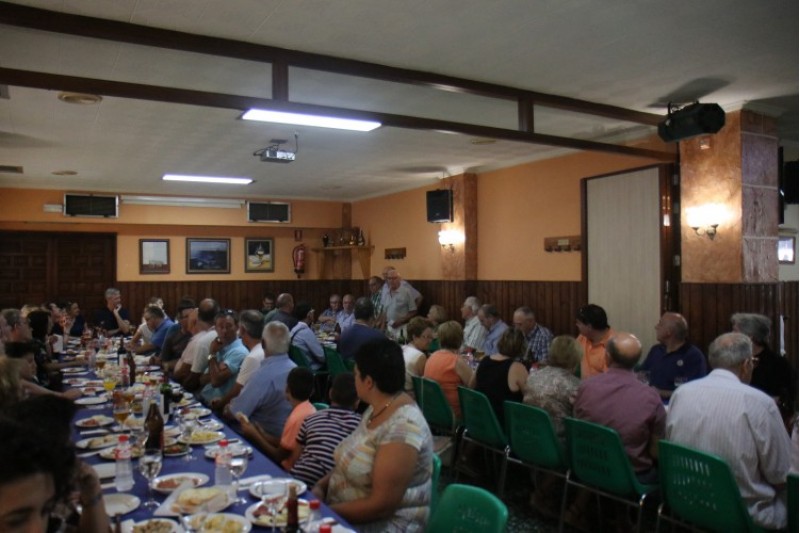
[426,189,453,223]
[782,161,798,205]
[248,201,291,223]
[657,103,726,142]
[63,194,118,217]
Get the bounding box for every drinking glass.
[139,451,163,509]
[179,415,197,462]
[258,482,287,531]
[112,402,131,431]
[103,375,118,400]
[229,455,249,504]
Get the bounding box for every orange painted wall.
[0,188,344,281]
[352,143,666,281]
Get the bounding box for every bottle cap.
[219,439,228,447]
[319,525,333,533]
[118,435,129,443]
[309,499,321,510]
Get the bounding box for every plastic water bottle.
[214,439,232,488]
[114,435,134,491]
[305,499,323,532]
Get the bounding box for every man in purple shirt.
[574,332,666,481]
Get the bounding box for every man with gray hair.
[478,304,508,355]
[226,320,296,439]
[666,332,792,530]
[93,287,131,336]
[513,306,554,368]
[639,312,707,401]
[460,296,485,353]
[731,313,796,421]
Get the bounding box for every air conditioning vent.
[0,165,23,174]
[64,194,119,218]
[248,202,291,223]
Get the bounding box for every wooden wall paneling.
[782,282,798,369]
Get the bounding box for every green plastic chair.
[411,375,424,403]
[289,345,311,369]
[323,346,349,378]
[426,483,508,533]
[312,402,329,411]
[290,345,330,402]
[416,377,459,469]
[789,473,798,533]
[457,386,509,495]
[504,402,569,502]
[657,440,764,533]
[561,417,659,533]
[430,453,441,515]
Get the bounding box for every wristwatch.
[207,353,217,361]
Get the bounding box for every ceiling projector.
[658,102,725,143]
[259,148,296,163]
[254,135,298,163]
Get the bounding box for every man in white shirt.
[336,294,356,333]
[666,332,792,530]
[174,298,219,392]
[460,296,485,353]
[380,268,418,339]
[290,302,325,371]
[211,309,264,411]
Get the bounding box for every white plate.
[167,486,232,515]
[248,479,308,500]
[91,462,116,479]
[76,434,119,449]
[178,430,225,445]
[153,473,209,494]
[238,474,272,491]
[186,512,252,533]
[163,443,192,457]
[99,445,143,460]
[244,499,310,528]
[104,493,140,516]
[75,396,108,405]
[197,419,223,431]
[204,443,252,460]
[75,415,114,428]
[81,386,104,396]
[61,367,88,374]
[164,424,180,437]
[124,518,181,533]
[181,407,211,418]
[64,377,88,386]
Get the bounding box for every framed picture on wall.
[245,238,275,272]
[139,239,170,274]
[186,238,230,274]
[778,236,795,264]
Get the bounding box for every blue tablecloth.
[66,370,349,528]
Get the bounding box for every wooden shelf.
[312,245,374,279]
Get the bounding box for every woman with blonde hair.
[423,320,472,418]
[469,327,528,424]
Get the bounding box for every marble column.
[681,110,779,282]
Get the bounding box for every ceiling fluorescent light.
[242,109,381,132]
[162,174,253,185]
[121,195,244,209]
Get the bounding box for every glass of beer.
[113,402,131,431]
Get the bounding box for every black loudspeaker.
[782,161,798,205]
[248,202,291,223]
[426,189,453,223]
[63,194,118,217]
[657,103,726,142]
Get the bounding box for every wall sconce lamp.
[686,204,724,240]
[438,229,464,252]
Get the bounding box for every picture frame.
[139,239,170,274]
[186,238,231,274]
[778,236,795,264]
[245,238,275,272]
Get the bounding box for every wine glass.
[139,451,163,509]
[229,454,249,504]
[258,482,287,532]
[112,402,131,432]
[179,416,197,462]
[103,374,118,400]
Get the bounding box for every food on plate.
[252,500,309,526]
[172,487,226,513]
[190,514,244,533]
[76,415,113,427]
[164,442,190,456]
[86,434,118,449]
[124,416,144,430]
[155,476,202,490]
[99,444,143,460]
[183,430,223,444]
[131,399,143,414]
[131,519,175,533]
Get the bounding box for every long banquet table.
[63,359,350,530]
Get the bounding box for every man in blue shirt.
[639,312,707,402]
[290,302,326,371]
[478,304,508,355]
[226,320,296,439]
[200,310,248,404]
[134,305,174,355]
[337,297,384,361]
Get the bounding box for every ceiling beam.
[0,67,674,162]
[0,1,663,127]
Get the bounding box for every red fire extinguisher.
[292,244,306,278]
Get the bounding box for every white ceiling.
[0,0,796,202]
